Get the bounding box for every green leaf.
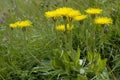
[87,52,93,62]
[75,48,81,65]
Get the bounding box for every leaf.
[75,48,81,65]
[87,52,93,62]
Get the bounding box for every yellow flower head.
[9,20,32,28]
[18,20,32,28]
[55,7,81,19]
[94,17,112,25]
[55,24,73,31]
[45,10,59,19]
[56,7,73,17]
[45,7,81,20]
[85,8,102,14]
[9,23,17,28]
[68,10,81,19]
[74,15,87,21]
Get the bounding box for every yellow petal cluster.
[94,17,112,25]
[55,24,73,31]
[85,8,102,14]
[74,15,87,21]
[9,23,18,28]
[9,20,32,28]
[45,7,81,19]
[56,7,73,17]
[45,11,59,19]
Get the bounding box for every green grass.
[0,0,120,80]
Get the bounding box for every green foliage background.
[0,0,120,80]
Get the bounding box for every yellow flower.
[9,20,32,28]
[55,24,73,31]
[74,15,87,21]
[56,7,81,18]
[85,8,102,14]
[45,11,59,19]
[94,17,112,25]
[18,20,32,28]
[9,23,17,28]
[45,7,81,20]
[56,7,73,17]
[68,10,81,19]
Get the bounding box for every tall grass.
[0,0,120,80]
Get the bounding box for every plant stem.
[63,17,73,51]
[22,28,41,64]
[22,28,27,50]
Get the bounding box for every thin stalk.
[7,27,14,55]
[85,29,88,50]
[68,19,73,51]
[22,28,41,64]
[63,17,73,51]
[100,25,106,57]
[22,28,27,50]
[53,18,57,32]
[53,18,61,48]
[63,17,68,51]
[93,25,96,52]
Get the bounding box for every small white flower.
[80,68,85,74]
[79,59,83,65]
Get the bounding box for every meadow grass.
[0,0,120,80]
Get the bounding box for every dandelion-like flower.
[56,7,81,18]
[94,17,112,25]
[9,23,17,28]
[85,8,102,14]
[45,7,81,20]
[56,7,73,17]
[9,20,32,28]
[18,20,32,28]
[45,11,59,20]
[55,24,73,31]
[74,15,87,21]
[68,10,81,19]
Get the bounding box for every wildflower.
[74,15,87,21]
[18,20,32,28]
[94,17,112,25]
[55,24,73,31]
[68,10,81,19]
[56,7,81,18]
[56,7,73,17]
[85,8,102,14]
[9,23,17,28]
[9,20,32,28]
[45,11,59,20]
[45,7,81,20]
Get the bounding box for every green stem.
[63,17,68,51]
[93,26,96,52]
[53,18,61,48]
[22,28,27,50]
[101,25,106,57]
[22,28,41,64]
[85,26,89,52]
[68,20,73,51]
